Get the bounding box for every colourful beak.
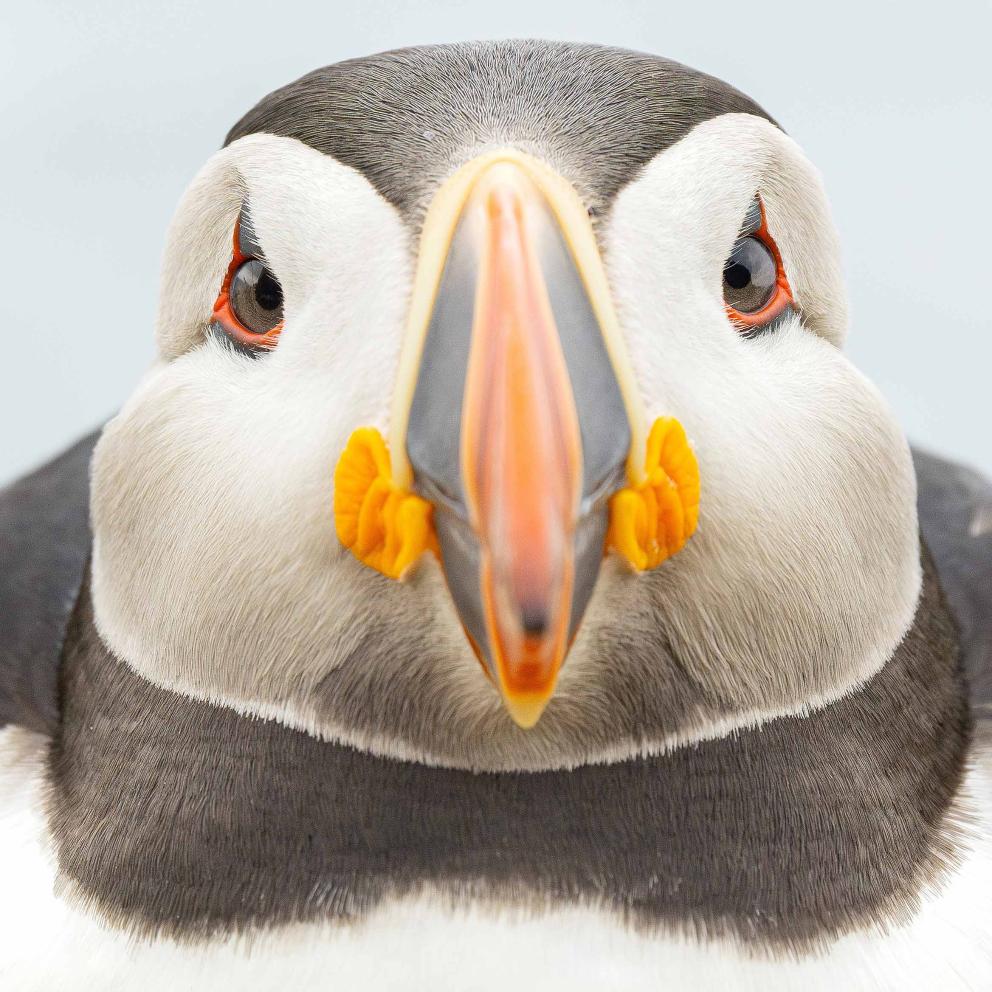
[394,151,643,728]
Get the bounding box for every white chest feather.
[2,727,990,992]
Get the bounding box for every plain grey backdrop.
[1,0,989,485]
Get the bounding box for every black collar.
[47,553,969,950]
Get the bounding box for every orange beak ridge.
[460,166,583,726]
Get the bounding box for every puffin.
[1,40,989,991]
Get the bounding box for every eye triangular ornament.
[333,148,699,725]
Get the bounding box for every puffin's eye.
[723,237,776,314]
[723,198,794,335]
[211,208,284,352]
[229,260,284,334]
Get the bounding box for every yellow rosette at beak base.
[333,428,437,580]
[334,416,699,581]
[607,417,701,571]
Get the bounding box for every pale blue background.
[1,0,989,484]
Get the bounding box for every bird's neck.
[46,554,971,949]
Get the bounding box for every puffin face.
[89,48,920,770]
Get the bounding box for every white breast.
[2,726,989,992]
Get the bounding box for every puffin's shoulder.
[0,432,97,735]
[914,447,992,718]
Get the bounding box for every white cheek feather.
[599,113,920,719]
[2,727,990,991]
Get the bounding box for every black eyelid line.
[208,322,263,360]
[739,302,803,340]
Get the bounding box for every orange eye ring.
[210,215,284,350]
[724,198,794,331]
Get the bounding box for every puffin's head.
[90,42,920,770]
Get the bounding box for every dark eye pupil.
[254,269,283,312]
[228,259,284,334]
[724,262,751,291]
[722,236,777,314]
